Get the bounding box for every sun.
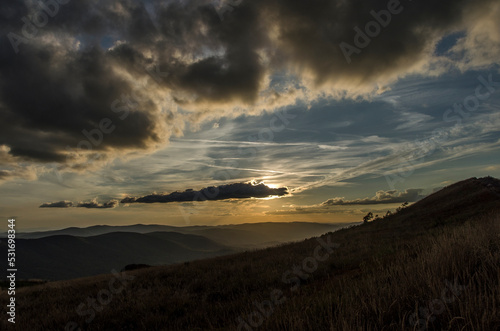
[250,178,284,189]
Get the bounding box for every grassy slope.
[1,177,499,330]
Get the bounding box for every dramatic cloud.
[39,201,74,208]
[321,189,425,206]
[77,200,119,209]
[121,182,288,204]
[270,188,425,215]
[1,0,499,181]
[39,199,118,209]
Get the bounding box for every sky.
[1,0,499,231]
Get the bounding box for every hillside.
[343,176,500,242]
[0,222,350,281]
[0,232,234,281]
[0,177,499,330]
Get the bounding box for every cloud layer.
[40,201,74,208]
[121,182,288,203]
[39,199,118,209]
[38,183,287,209]
[321,189,425,205]
[270,188,425,215]
[76,200,119,209]
[1,0,499,181]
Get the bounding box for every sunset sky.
[1,0,499,230]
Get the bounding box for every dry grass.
[1,212,499,330]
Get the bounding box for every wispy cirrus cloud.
[1,0,499,183]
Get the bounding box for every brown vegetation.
[0,177,499,330]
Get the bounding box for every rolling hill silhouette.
[11,222,348,248]
[0,222,350,280]
[0,232,233,280]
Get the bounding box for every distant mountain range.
[5,222,351,248]
[0,222,350,280]
[1,232,233,280]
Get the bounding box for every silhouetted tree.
[385,210,392,218]
[396,201,409,213]
[363,212,373,224]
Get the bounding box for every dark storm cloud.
[39,201,74,208]
[0,42,162,162]
[321,189,425,206]
[77,200,119,209]
[121,182,288,203]
[0,1,167,170]
[39,199,118,209]
[1,0,498,179]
